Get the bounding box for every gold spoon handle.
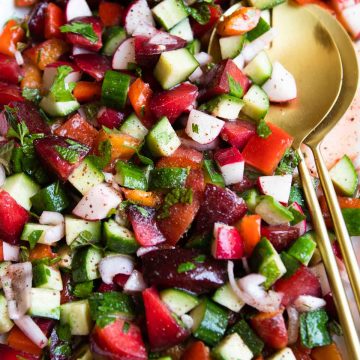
[311,145,360,310]
[297,149,360,357]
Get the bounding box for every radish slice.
[124,0,155,35]
[14,316,48,348]
[310,262,331,296]
[66,0,92,21]
[124,270,147,293]
[112,38,136,70]
[39,211,64,226]
[262,62,297,103]
[133,23,158,37]
[340,4,360,40]
[99,255,135,284]
[287,306,299,345]
[258,175,292,204]
[3,242,19,262]
[72,183,122,221]
[180,135,219,151]
[181,314,194,329]
[185,110,224,145]
[294,295,326,312]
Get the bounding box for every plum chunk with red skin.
[28,2,48,41]
[200,59,250,101]
[34,136,90,181]
[141,248,227,294]
[64,16,103,52]
[261,225,300,251]
[0,54,23,84]
[73,54,111,81]
[220,120,256,150]
[195,184,247,232]
[0,82,24,106]
[97,108,124,129]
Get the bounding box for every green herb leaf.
[194,254,206,263]
[192,123,199,134]
[0,140,15,174]
[275,148,301,175]
[60,22,98,43]
[88,140,112,170]
[158,188,193,219]
[53,344,72,356]
[177,261,196,273]
[256,119,272,139]
[187,3,211,25]
[70,230,94,250]
[56,323,72,342]
[49,65,76,102]
[55,145,79,164]
[19,246,29,262]
[288,206,306,226]
[327,320,343,336]
[122,321,130,334]
[227,74,243,98]
[22,87,41,104]
[28,230,43,250]
[73,281,94,298]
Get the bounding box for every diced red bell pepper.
[44,3,65,39]
[156,145,203,169]
[0,190,29,244]
[73,54,111,81]
[250,310,288,350]
[191,4,222,38]
[0,344,39,360]
[274,265,321,306]
[261,225,300,251]
[0,82,24,106]
[99,1,124,26]
[181,341,210,360]
[0,54,23,84]
[97,108,124,129]
[93,318,147,360]
[242,122,294,175]
[54,113,98,148]
[220,120,256,149]
[212,222,244,259]
[0,20,25,57]
[15,0,38,6]
[143,287,190,351]
[73,81,102,103]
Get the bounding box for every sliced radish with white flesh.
[258,175,292,204]
[212,223,244,260]
[189,67,203,83]
[72,183,122,221]
[66,0,92,21]
[112,38,136,70]
[340,4,360,40]
[294,295,326,312]
[194,52,213,66]
[262,62,297,103]
[14,316,48,349]
[180,135,219,152]
[214,147,245,186]
[43,63,82,91]
[185,109,224,145]
[124,0,155,35]
[39,211,64,226]
[289,202,306,236]
[310,262,331,296]
[132,23,158,37]
[124,270,147,293]
[99,255,135,284]
[3,242,19,261]
[72,46,94,56]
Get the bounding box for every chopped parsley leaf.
[177,261,196,273]
[60,22,98,43]
[256,119,272,139]
[227,74,243,98]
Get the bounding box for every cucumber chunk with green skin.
[170,18,193,42]
[203,159,225,188]
[220,35,246,60]
[241,189,261,213]
[187,39,201,55]
[248,0,286,10]
[60,300,92,336]
[255,195,294,225]
[201,95,244,120]
[72,246,102,283]
[57,245,73,269]
[213,283,245,312]
[102,26,127,56]
[65,216,102,245]
[342,208,360,236]
[68,158,105,195]
[29,288,61,320]
[2,173,40,211]
[0,294,13,334]
[247,17,271,42]
[268,348,296,360]
[329,155,358,196]
[120,113,149,141]
[154,49,198,90]
[160,288,199,316]
[244,51,272,85]
[103,219,139,254]
[31,182,70,214]
[152,0,188,30]
[149,167,189,189]
[102,70,130,110]
[280,251,301,278]
[21,223,51,244]
[115,161,148,190]
[190,298,228,346]
[241,85,269,120]
[33,264,63,291]
[146,117,181,157]
[212,332,253,360]
[39,96,80,117]
[227,320,264,356]
[287,232,317,265]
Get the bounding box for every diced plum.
[195,184,247,232]
[141,248,227,294]
[127,205,166,247]
[191,4,222,38]
[60,273,76,304]
[97,107,124,129]
[261,225,300,251]
[34,135,90,181]
[200,59,250,101]
[230,175,257,193]
[0,54,23,84]
[73,54,111,81]
[0,82,24,106]
[28,2,48,40]
[156,146,203,169]
[220,120,256,149]
[64,16,103,52]
[149,83,198,124]
[49,327,68,360]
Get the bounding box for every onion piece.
[287,306,299,345]
[180,135,220,152]
[241,257,250,274]
[39,211,64,226]
[124,270,147,293]
[14,316,47,348]
[194,52,213,66]
[181,314,194,329]
[99,255,135,285]
[42,224,65,245]
[0,164,5,187]
[294,295,326,313]
[3,242,19,262]
[189,67,203,83]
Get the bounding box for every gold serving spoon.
[209,2,360,357]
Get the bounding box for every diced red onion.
[310,262,331,296]
[39,211,64,226]
[194,52,213,66]
[181,314,194,329]
[294,295,326,312]
[241,257,250,274]
[3,242,19,262]
[14,316,48,348]
[99,255,135,284]
[124,270,147,293]
[189,67,203,83]
[286,306,299,345]
[14,51,24,66]
[42,224,65,245]
[0,164,5,187]
[180,136,220,152]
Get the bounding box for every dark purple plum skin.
[261,225,300,251]
[28,2,48,41]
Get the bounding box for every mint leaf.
[177,262,196,273]
[22,87,41,104]
[227,74,243,98]
[55,146,80,164]
[275,148,301,175]
[49,65,76,102]
[187,3,211,25]
[73,281,94,298]
[256,119,272,139]
[192,123,199,134]
[0,140,14,174]
[88,140,112,170]
[60,22,98,43]
[158,188,193,219]
[70,230,95,250]
[28,230,43,250]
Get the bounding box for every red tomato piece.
[191,4,222,38]
[99,1,124,26]
[181,341,210,360]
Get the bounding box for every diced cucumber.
[40,96,80,117]
[0,294,13,334]
[329,155,358,196]
[72,246,102,283]
[0,262,10,289]
[203,159,225,188]
[154,48,198,89]
[342,208,360,236]
[255,195,294,225]
[241,189,261,212]
[57,245,73,269]
[268,348,296,360]
[152,0,188,30]
[60,300,92,336]
[2,173,40,210]
[30,182,70,214]
[103,219,139,254]
[280,251,301,278]
[33,264,63,291]
[213,283,245,312]
[21,223,52,244]
[120,113,149,141]
[146,116,181,157]
[187,39,201,55]
[212,333,253,360]
[247,17,271,42]
[243,51,272,85]
[241,85,269,120]
[102,70,130,110]
[115,161,148,190]
[160,288,199,316]
[287,232,317,265]
[68,158,105,195]
[29,288,61,320]
[73,345,93,360]
[102,26,127,56]
[248,0,285,10]
[220,35,246,60]
[149,167,188,189]
[170,18,193,41]
[190,298,228,346]
[202,95,244,120]
[65,216,102,245]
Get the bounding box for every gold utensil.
[209,2,360,357]
[305,4,360,312]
